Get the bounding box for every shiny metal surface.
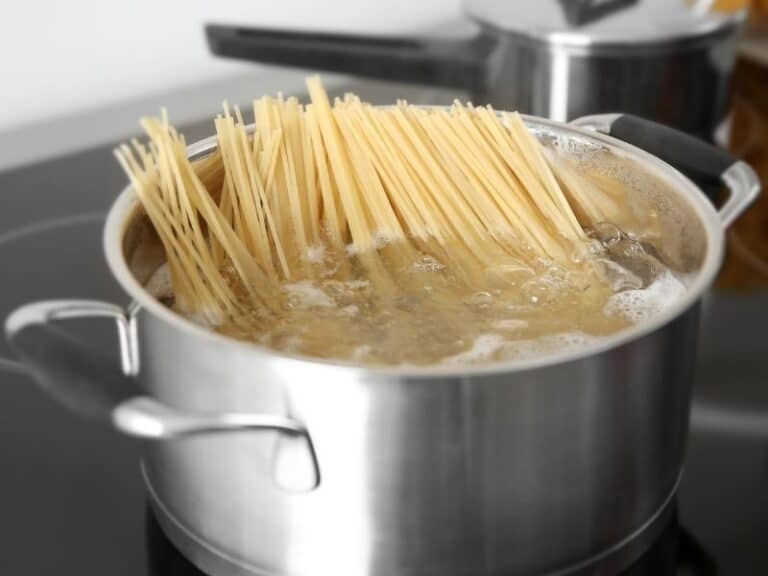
[690,401,768,438]
[144,461,681,576]
[134,298,699,576]
[720,161,763,227]
[5,115,756,575]
[464,0,745,45]
[0,356,26,375]
[4,299,320,492]
[478,20,742,130]
[569,112,624,133]
[5,299,138,375]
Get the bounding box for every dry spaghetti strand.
[116,75,635,325]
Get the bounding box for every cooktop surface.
[0,94,766,576]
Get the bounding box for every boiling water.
[148,222,690,366]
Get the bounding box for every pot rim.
[104,113,725,379]
[469,9,746,51]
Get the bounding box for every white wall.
[0,0,463,133]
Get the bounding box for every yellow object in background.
[711,0,749,10]
[706,0,767,16]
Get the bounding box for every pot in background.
[3,113,760,576]
[206,0,747,138]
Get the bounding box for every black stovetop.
[0,120,766,576]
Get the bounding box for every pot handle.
[570,113,762,228]
[205,24,495,94]
[4,299,320,491]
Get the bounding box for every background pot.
[3,114,760,576]
[205,0,747,138]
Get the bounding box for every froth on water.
[142,221,688,366]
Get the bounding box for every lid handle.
[558,0,640,26]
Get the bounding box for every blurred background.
[0,0,463,170]
[0,1,765,166]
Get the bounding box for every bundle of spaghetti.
[115,113,273,325]
[116,76,635,324]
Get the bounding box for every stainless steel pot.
[205,0,747,137]
[3,113,760,576]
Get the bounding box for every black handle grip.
[557,0,639,26]
[609,115,737,199]
[205,24,494,93]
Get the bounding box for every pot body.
[139,301,699,576]
[479,26,742,138]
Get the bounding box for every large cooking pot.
[206,0,747,138]
[3,113,760,576]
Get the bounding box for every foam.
[145,263,173,299]
[284,281,336,309]
[343,280,370,290]
[604,270,686,324]
[498,331,598,361]
[344,233,393,256]
[494,319,528,332]
[441,330,601,365]
[442,333,507,365]
[304,244,326,263]
[352,345,372,361]
[412,254,446,273]
[146,264,226,328]
[340,304,359,317]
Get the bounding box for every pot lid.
[464,0,747,46]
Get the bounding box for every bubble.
[603,271,686,323]
[412,254,446,273]
[520,266,569,305]
[603,235,665,287]
[589,222,622,247]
